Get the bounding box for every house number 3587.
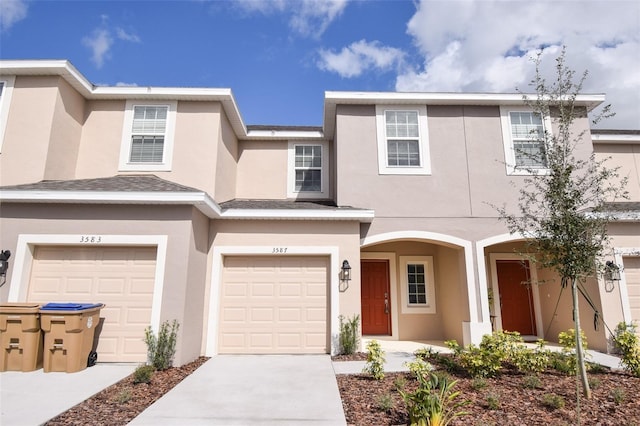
[272,247,287,253]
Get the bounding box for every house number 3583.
[80,236,102,243]
[272,247,287,254]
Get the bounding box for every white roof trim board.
[0,190,375,222]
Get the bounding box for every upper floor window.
[119,100,177,171]
[0,76,16,153]
[500,107,552,175]
[287,141,329,199]
[375,105,431,175]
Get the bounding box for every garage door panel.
[28,246,156,362]
[624,257,640,337]
[219,256,328,354]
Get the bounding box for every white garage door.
[28,246,156,362]
[625,256,640,332]
[219,256,328,354]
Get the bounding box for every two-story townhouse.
[0,60,637,366]
[0,60,372,365]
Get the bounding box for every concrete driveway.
[0,364,134,426]
[130,355,346,425]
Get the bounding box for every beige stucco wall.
[236,140,288,199]
[335,104,595,219]
[213,110,238,202]
[0,203,210,365]
[44,77,85,181]
[75,99,125,178]
[594,143,640,201]
[0,76,60,185]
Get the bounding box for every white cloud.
[0,0,28,32]
[115,82,138,87]
[83,27,113,69]
[395,0,640,129]
[234,0,348,37]
[317,39,405,78]
[82,17,142,69]
[116,28,141,43]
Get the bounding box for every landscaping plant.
[133,364,155,384]
[144,319,180,371]
[613,322,640,377]
[400,371,469,426]
[558,328,590,375]
[338,314,360,355]
[362,339,385,380]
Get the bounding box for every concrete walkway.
[0,364,133,426]
[130,355,346,425]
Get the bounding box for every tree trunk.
[572,277,592,399]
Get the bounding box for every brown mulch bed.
[332,351,368,361]
[337,369,640,425]
[42,353,640,425]
[45,357,209,426]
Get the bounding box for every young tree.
[498,48,627,399]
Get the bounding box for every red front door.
[361,260,391,335]
[496,260,537,336]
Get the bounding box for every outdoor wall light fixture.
[604,260,621,293]
[0,250,11,287]
[339,260,351,292]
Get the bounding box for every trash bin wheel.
[87,351,97,367]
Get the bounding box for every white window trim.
[0,75,16,153]
[500,106,553,176]
[375,105,431,175]
[287,140,329,199]
[399,256,436,314]
[119,100,177,171]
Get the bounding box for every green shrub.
[522,374,541,389]
[338,314,360,355]
[414,346,438,361]
[394,375,407,391]
[588,377,601,389]
[445,331,523,378]
[362,340,385,380]
[471,377,488,390]
[404,358,434,380]
[511,340,550,374]
[399,372,469,425]
[144,319,179,371]
[557,328,589,375]
[613,322,640,377]
[485,393,500,410]
[114,388,132,404]
[549,352,574,375]
[611,387,626,404]
[377,393,395,413]
[133,364,155,384]
[542,393,565,410]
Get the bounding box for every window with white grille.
[500,106,552,175]
[287,141,329,198]
[375,105,431,175]
[119,101,176,171]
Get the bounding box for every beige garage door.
[28,246,156,362]
[219,256,328,354]
[625,256,640,332]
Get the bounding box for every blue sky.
[1,0,639,129]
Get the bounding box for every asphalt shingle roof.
[0,175,201,193]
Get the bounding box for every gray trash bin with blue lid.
[40,303,104,373]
